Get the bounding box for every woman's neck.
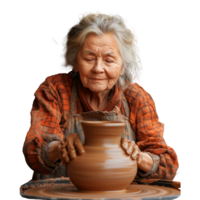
[89,90,111,111]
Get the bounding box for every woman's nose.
[92,59,104,73]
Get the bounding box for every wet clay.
[22,182,180,199]
[24,121,179,199]
[66,121,137,191]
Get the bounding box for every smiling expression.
[75,33,124,93]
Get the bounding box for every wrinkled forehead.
[80,33,121,56]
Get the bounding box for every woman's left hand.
[121,137,154,173]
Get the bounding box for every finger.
[121,137,128,150]
[131,147,139,160]
[126,141,136,155]
[58,142,69,166]
[66,137,77,160]
[74,135,85,155]
[59,143,69,164]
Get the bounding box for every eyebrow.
[83,50,115,56]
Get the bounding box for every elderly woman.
[23,14,178,181]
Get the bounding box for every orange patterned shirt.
[23,72,179,180]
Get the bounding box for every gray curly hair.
[64,13,141,90]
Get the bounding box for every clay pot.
[66,121,137,191]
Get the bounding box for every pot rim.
[81,121,126,127]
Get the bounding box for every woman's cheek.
[82,78,88,87]
[106,67,120,79]
[106,66,121,88]
[79,65,90,82]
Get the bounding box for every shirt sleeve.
[126,84,179,180]
[23,77,64,175]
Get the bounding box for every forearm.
[23,134,62,175]
[137,152,154,173]
[46,141,61,164]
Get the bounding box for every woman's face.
[75,33,124,93]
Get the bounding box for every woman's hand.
[59,133,85,167]
[121,137,141,161]
[121,137,153,173]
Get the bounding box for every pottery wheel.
[23,183,181,200]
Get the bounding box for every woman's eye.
[85,59,95,62]
[86,59,113,63]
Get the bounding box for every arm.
[137,152,154,173]
[136,95,179,180]
[125,84,179,180]
[138,152,160,175]
[46,141,61,163]
[122,137,157,173]
[23,76,63,175]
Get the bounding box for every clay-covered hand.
[121,137,153,173]
[59,133,85,167]
[121,137,141,160]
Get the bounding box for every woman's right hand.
[58,133,85,167]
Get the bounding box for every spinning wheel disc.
[20,178,180,200]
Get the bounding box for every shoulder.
[35,72,74,97]
[44,72,73,87]
[37,72,74,92]
[124,83,155,109]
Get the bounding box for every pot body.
[66,121,137,191]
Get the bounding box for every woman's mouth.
[91,78,104,81]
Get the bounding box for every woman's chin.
[88,88,106,93]
[87,85,109,93]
